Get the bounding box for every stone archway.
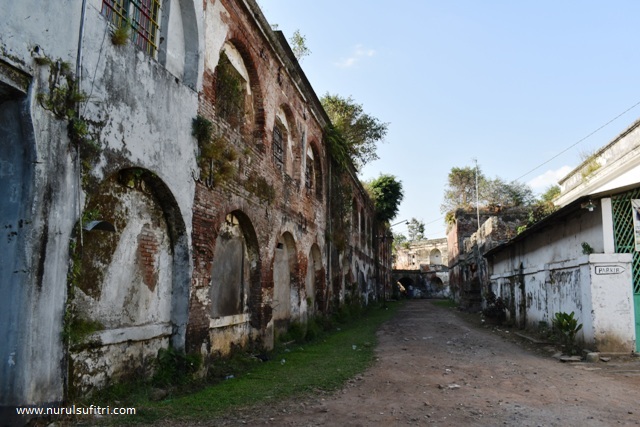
[430,248,442,265]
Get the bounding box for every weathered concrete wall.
[488,205,635,352]
[491,253,634,352]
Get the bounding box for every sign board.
[632,199,640,251]
[594,265,626,275]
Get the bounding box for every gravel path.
[188,300,640,426]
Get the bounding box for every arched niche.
[304,244,324,315]
[209,211,261,323]
[272,232,298,329]
[430,248,442,265]
[66,168,189,394]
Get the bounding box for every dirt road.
[212,300,640,426]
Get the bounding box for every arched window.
[305,146,314,190]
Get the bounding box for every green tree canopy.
[441,164,536,214]
[321,93,388,170]
[441,166,482,213]
[407,217,425,241]
[520,185,561,232]
[364,174,404,223]
[483,177,535,208]
[391,231,409,255]
[540,185,561,203]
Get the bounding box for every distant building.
[393,238,450,298]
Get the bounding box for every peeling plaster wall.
[489,207,635,352]
[0,0,201,408]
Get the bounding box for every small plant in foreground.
[552,311,583,355]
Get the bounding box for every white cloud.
[335,44,376,68]
[527,165,574,193]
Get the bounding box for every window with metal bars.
[305,160,313,190]
[215,52,246,128]
[273,125,284,171]
[102,0,161,56]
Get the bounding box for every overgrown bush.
[482,291,506,324]
[153,347,202,387]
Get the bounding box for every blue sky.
[259,1,640,238]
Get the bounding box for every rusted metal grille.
[131,0,160,55]
[305,160,313,189]
[102,0,160,56]
[273,126,284,170]
[612,188,640,294]
[102,0,128,26]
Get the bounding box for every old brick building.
[0,0,389,412]
[447,209,527,310]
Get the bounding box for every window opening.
[305,159,313,189]
[273,125,284,171]
[102,0,161,56]
[215,52,246,128]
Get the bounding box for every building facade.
[0,0,389,411]
[485,119,640,353]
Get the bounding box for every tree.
[523,185,561,230]
[483,177,535,208]
[540,185,561,203]
[441,164,536,214]
[364,174,404,223]
[289,29,311,61]
[391,232,409,255]
[441,166,483,213]
[321,93,388,170]
[407,217,425,241]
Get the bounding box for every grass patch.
[431,299,458,308]
[98,301,402,424]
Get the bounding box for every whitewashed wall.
[489,203,635,352]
